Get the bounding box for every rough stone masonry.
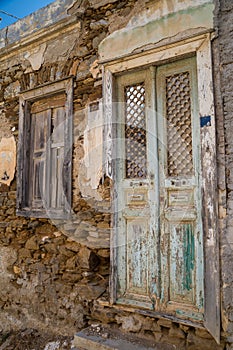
[0,0,232,349]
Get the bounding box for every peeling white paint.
[0,136,16,186]
[25,43,47,71]
[206,228,215,247]
[79,100,103,200]
[90,59,101,79]
[207,200,214,219]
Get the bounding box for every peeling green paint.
[176,309,204,321]
[183,223,195,291]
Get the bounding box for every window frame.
[17,77,73,219]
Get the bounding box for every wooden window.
[17,78,73,218]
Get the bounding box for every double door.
[114,57,204,321]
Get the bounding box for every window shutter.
[17,77,73,218]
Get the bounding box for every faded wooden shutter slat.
[56,147,65,208]
[50,147,58,209]
[30,109,50,209]
[22,101,32,208]
[50,106,65,209]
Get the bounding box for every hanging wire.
[0,10,20,20]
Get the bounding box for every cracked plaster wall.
[99,0,214,61]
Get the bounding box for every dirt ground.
[0,329,73,350]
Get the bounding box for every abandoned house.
[0,0,232,349]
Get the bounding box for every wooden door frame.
[103,34,220,342]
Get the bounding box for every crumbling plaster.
[99,0,214,61]
[0,137,16,187]
[24,43,47,71]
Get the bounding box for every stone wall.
[0,0,232,349]
[213,1,233,349]
[0,0,123,334]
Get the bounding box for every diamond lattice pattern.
[166,71,193,177]
[125,83,147,178]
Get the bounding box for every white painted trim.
[102,34,209,74]
[197,36,220,344]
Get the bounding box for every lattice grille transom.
[166,71,193,177]
[125,83,147,178]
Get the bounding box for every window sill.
[16,208,71,220]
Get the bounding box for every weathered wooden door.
[114,57,204,321]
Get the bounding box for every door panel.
[116,70,158,307]
[126,217,149,295]
[157,58,204,319]
[169,222,195,304]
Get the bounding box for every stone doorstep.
[72,326,175,350]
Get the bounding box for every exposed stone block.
[157,319,173,328]
[76,283,106,300]
[18,248,32,259]
[25,236,40,250]
[169,326,186,339]
[78,247,100,269]
[116,315,142,333]
[187,332,224,350]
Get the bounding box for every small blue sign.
[200,115,211,128]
